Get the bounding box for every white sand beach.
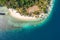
[8,8,48,21]
[8,8,37,21]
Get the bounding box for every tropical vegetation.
[0,0,51,17]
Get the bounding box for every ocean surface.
[0,0,60,40]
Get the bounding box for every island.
[0,0,51,18]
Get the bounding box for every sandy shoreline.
[8,8,37,21]
[8,0,53,21]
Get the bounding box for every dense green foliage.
[0,0,51,17]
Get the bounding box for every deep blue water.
[0,0,60,40]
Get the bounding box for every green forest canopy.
[0,0,51,16]
[0,0,51,8]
